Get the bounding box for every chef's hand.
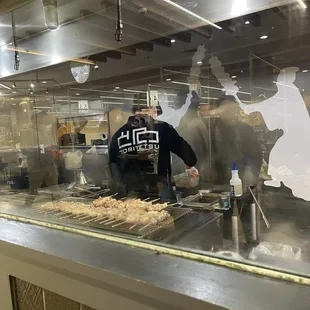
[186,166,199,177]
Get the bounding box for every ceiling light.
[166,78,172,81]
[113,89,117,91]
[0,82,11,90]
[94,63,99,70]
[11,97,14,100]
[12,91,16,94]
[12,103,16,106]
[115,86,120,90]
[30,91,33,95]
[163,0,222,30]
[45,88,49,94]
[197,61,202,65]
[302,69,308,73]
[260,35,268,40]
[231,75,237,78]
[296,0,307,9]
[302,88,305,92]
[12,82,16,88]
[76,93,80,96]
[30,82,34,88]
[171,39,176,43]
[42,81,47,84]
[171,81,190,86]
[122,89,147,94]
[245,20,250,25]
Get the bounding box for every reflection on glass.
[1,0,310,283]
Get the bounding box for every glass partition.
[0,0,310,279]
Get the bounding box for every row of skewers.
[37,195,174,231]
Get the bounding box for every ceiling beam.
[133,42,154,52]
[89,55,108,63]
[151,37,172,48]
[102,51,122,59]
[117,46,137,56]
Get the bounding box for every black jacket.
[109,119,197,184]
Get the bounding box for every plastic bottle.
[230,162,243,197]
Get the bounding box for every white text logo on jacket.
[118,127,159,154]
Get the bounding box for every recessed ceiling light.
[197,61,202,65]
[12,103,16,106]
[302,69,308,73]
[297,0,307,9]
[113,89,117,92]
[30,82,34,88]
[12,82,16,88]
[11,97,14,100]
[171,39,176,43]
[260,35,268,40]
[245,21,250,25]
[76,93,80,96]
[231,75,237,78]
[115,86,120,90]
[12,91,16,94]
[42,81,47,84]
[166,78,172,81]
[302,88,305,92]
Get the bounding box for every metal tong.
[248,186,270,229]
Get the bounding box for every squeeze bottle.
[230,162,243,197]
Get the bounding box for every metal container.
[219,194,230,209]
[221,192,231,208]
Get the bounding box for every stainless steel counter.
[0,218,309,310]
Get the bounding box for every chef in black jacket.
[109,114,197,201]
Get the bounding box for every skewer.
[139,222,152,231]
[44,210,60,215]
[248,186,270,229]
[74,214,88,219]
[167,202,178,207]
[129,223,138,230]
[149,198,160,203]
[99,218,114,224]
[112,221,127,228]
[143,197,151,201]
[60,214,74,219]
[83,218,97,224]
[78,215,94,221]
[94,216,108,222]
[105,219,121,225]
[54,212,71,216]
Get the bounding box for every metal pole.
[250,203,257,241]
[232,201,239,253]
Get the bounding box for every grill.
[25,198,192,238]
